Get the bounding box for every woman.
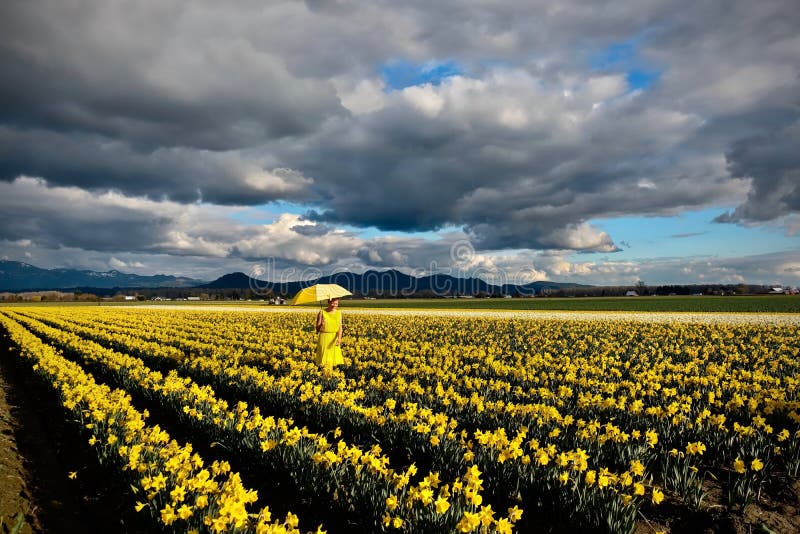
[315,297,343,373]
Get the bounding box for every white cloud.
[242,167,314,195]
[546,223,619,252]
[233,213,361,265]
[333,77,387,114]
[402,85,446,117]
[583,75,627,102]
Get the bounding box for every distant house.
[769,287,785,294]
[187,296,201,301]
[124,295,136,301]
[625,290,638,297]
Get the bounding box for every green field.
[337,295,800,313]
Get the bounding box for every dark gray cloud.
[290,223,337,237]
[287,80,737,250]
[0,2,344,151]
[0,177,247,255]
[0,1,340,204]
[0,0,798,260]
[0,127,317,204]
[715,115,800,223]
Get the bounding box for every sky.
[0,0,798,286]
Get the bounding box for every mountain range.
[0,260,587,295]
[197,270,587,297]
[0,260,203,291]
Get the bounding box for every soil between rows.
[0,327,149,534]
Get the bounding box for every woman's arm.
[335,314,343,345]
[315,311,324,333]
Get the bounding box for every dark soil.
[0,327,150,533]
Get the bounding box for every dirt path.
[0,328,149,534]
[0,341,38,534]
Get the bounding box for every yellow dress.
[316,309,343,370]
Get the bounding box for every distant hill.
[197,272,254,289]
[0,260,589,296]
[198,268,590,297]
[0,260,204,291]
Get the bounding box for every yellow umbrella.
[290,283,352,305]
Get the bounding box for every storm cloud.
[1,0,798,281]
[715,115,800,223]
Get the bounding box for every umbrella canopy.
[290,283,352,305]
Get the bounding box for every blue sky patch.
[591,40,639,70]
[585,207,796,261]
[591,35,661,92]
[380,60,463,91]
[230,201,309,224]
[627,69,661,90]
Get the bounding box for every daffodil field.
[1,306,799,533]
